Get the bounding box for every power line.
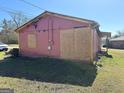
[18,0,46,11]
[0,6,19,15]
[0,0,48,18]
[0,6,22,13]
[0,6,34,17]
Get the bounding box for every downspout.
[48,19,51,55]
[47,17,54,55]
[51,18,54,44]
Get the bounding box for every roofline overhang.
[15,11,99,32]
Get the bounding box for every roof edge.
[15,11,99,32]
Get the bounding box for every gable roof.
[110,36,124,41]
[15,11,99,32]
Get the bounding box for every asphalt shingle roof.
[110,36,124,41]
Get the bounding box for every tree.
[0,12,29,44]
[10,12,29,28]
[113,30,124,38]
[117,30,124,36]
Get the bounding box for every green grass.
[99,49,124,68]
[0,56,97,86]
[0,49,124,93]
[0,52,5,60]
[8,44,19,48]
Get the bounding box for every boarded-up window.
[60,28,91,61]
[28,34,37,48]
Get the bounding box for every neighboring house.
[0,32,2,41]
[101,32,111,38]
[15,11,101,62]
[109,36,124,49]
[0,32,2,42]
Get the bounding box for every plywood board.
[74,28,91,60]
[60,29,75,59]
[28,34,37,48]
[60,28,92,61]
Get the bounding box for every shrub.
[0,32,18,44]
[7,48,19,57]
[103,44,107,47]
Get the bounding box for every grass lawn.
[8,44,19,49]
[0,49,124,93]
[0,52,5,60]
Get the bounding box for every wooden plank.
[74,28,91,60]
[60,29,75,59]
[60,28,92,61]
[28,34,37,48]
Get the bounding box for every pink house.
[16,11,101,62]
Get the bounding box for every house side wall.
[92,29,101,59]
[110,41,124,49]
[18,15,89,58]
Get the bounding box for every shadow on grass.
[97,51,113,58]
[105,54,113,58]
[0,56,97,86]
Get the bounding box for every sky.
[0,0,124,35]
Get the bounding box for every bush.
[0,32,18,44]
[103,45,107,47]
[8,48,19,57]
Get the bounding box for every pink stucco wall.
[19,14,90,57]
[92,29,101,59]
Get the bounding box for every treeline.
[112,30,124,38]
[0,12,29,44]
